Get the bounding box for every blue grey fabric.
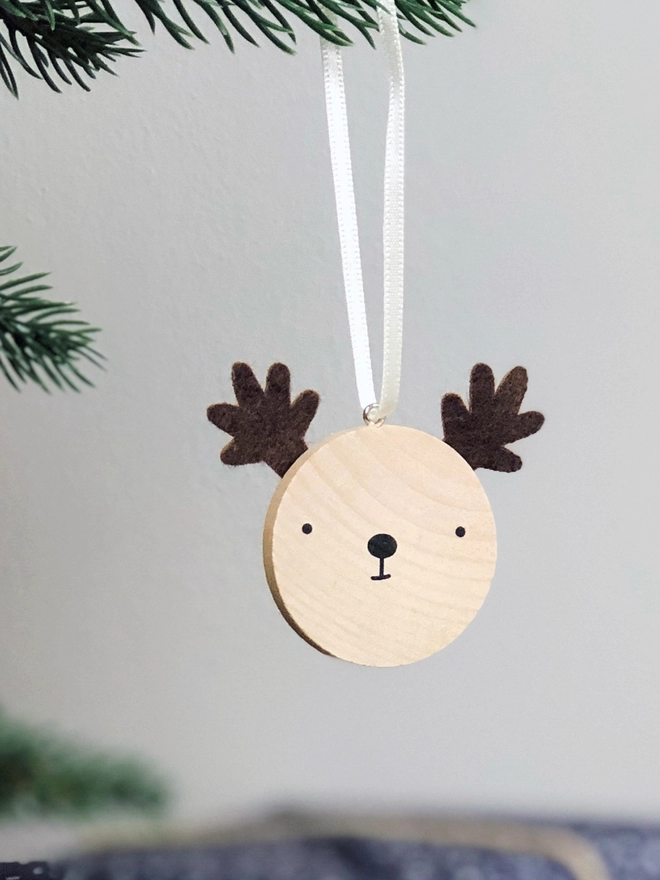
[60,824,660,880]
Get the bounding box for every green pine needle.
[0,246,104,392]
[0,0,473,96]
[0,0,139,96]
[0,708,168,820]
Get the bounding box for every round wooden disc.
[263,425,497,667]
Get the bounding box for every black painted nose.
[367,533,398,560]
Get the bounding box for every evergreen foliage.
[1,0,473,97]
[0,0,138,96]
[1,0,473,391]
[0,708,168,819]
[0,246,102,391]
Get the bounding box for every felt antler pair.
[207,362,544,477]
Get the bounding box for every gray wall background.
[2,0,660,858]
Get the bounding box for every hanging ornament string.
[321,0,405,424]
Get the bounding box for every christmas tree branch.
[0,0,139,95]
[0,246,103,392]
[0,707,168,819]
[0,0,473,95]
[2,0,473,392]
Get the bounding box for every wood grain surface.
[263,424,497,667]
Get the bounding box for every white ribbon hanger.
[321,0,405,423]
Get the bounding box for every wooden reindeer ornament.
[207,361,544,667]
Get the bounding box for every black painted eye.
[302,523,313,534]
[455,526,466,538]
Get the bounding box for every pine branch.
[0,246,103,392]
[79,0,473,53]
[0,0,139,96]
[0,0,473,95]
[0,708,168,819]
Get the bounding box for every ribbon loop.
[321,0,405,422]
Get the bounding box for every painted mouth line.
[371,558,391,581]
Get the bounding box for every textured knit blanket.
[53,821,660,880]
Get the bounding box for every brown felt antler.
[442,363,544,472]
[207,362,320,478]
